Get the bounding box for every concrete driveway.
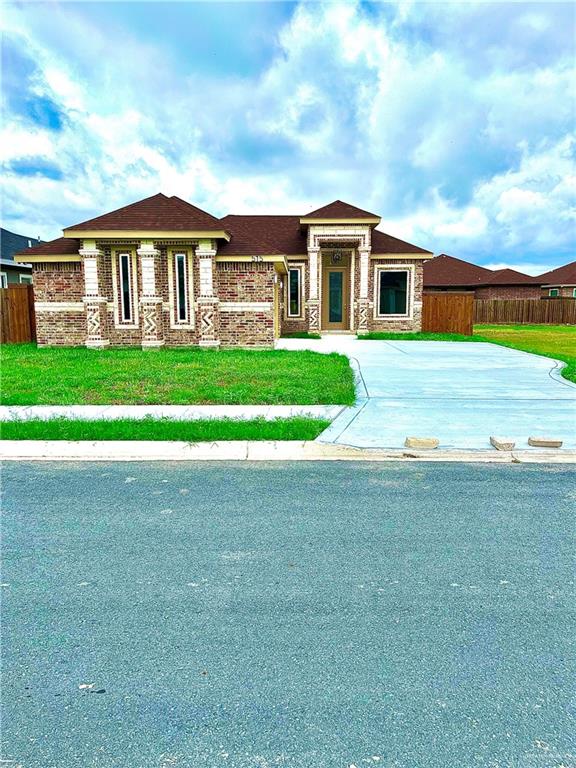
[277,337,576,450]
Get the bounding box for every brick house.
[423,254,541,299]
[14,195,433,348]
[538,261,576,298]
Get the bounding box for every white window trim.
[0,272,7,288]
[19,274,33,284]
[573,288,576,298]
[373,264,414,319]
[167,250,195,329]
[287,265,303,318]
[112,250,139,328]
[549,288,559,297]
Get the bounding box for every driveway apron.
[277,338,576,450]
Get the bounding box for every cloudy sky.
[1,1,575,273]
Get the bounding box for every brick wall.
[475,284,541,299]
[32,262,84,346]
[217,262,275,347]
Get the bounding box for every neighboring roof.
[65,193,225,233]
[15,237,79,258]
[483,268,541,285]
[424,254,492,286]
[538,260,576,286]
[1,258,32,270]
[1,228,42,261]
[301,200,380,221]
[424,255,543,287]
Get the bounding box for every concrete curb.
[1,441,575,463]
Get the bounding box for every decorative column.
[307,246,320,333]
[196,240,220,347]
[137,243,164,349]
[81,245,109,348]
[357,246,371,334]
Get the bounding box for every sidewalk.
[0,404,344,421]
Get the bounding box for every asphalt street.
[1,461,575,768]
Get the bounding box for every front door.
[322,266,349,330]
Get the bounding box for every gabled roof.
[423,254,492,286]
[300,200,381,223]
[64,193,226,233]
[483,268,540,286]
[15,237,79,258]
[538,260,576,285]
[219,214,431,256]
[1,228,42,261]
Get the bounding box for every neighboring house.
[14,194,433,348]
[538,261,576,298]
[423,254,541,299]
[0,228,40,287]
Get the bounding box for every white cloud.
[1,0,574,269]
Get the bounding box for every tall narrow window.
[378,270,408,315]
[119,253,132,322]
[175,252,188,322]
[288,268,301,317]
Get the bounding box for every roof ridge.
[169,195,221,223]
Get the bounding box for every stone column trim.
[80,247,109,348]
[196,244,220,346]
[137,243,164,349]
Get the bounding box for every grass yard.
[0,416,331,441]
[360,332,479,342]
[474,324,576,383]
[0,344,355,406]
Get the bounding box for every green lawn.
[359,332,480,342]
[0,416,330,441]
[474,324,576,383]
[0,344,355,406]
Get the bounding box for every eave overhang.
[299,217,381,226]
[62,229,232,242]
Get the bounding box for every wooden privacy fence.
[474,298,576,325]
[422,292,473,336]
[0,284,36,343]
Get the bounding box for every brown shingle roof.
[219,215,431,256]
[65,193,224,232]
[219,215,305,256]
[371,229,432,255]
[424,254,492,286]
[538,260,576,285]
[482,268,541,286]
[15,237,79,257]
[302,200,380,220]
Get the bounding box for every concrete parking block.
[490,436,516,451]
[528,436,564,448]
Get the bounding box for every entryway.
[321,252,350,331]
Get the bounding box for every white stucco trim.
[220,302,272,312]
[35,302,85,312]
